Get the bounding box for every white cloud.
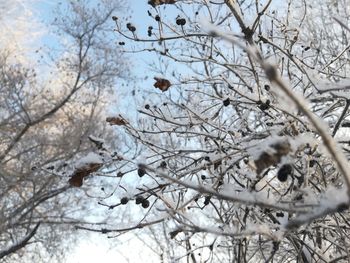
[0,0,45,63]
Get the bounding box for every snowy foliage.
[75,0,350,262]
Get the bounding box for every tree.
[0,0,127,261]
[70,0,350,262]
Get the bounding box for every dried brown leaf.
[69,163,102,187]
[106,116,128,126]
[254,140,291,175]
[154,77,171,92]
[148,0,177,7]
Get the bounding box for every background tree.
[0,0,127,261]
[72,0,350,262]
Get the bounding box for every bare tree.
[0,0,128,261]
[68,0,350,262]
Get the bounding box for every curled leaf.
[69,162,102,187]
[154,77,171,92]
[254,140,291,175]
[148,0,177,7]
[106,116,128,126]
[69,153,103,187]
[169,228,182,239]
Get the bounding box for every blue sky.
[0,1,159,262]
[0,1,192,262]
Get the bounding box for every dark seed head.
[259,102,269,111]
[276,212,284,217]
[120,197,129,205]
[309,160,316,167]
[138,165,146,177]
[135,196,144,204]
[160,161,167,168]
[223,98,230,106]
[176,17,186,26]
[126,23,136,32]
[204,196,211,205]
[155,15,160,21]
[141,199,150,208]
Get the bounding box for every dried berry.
[126,23,136,32]
[118,42,125,45]
[155,15,160,21]
[112,16,118,21]
[141,199,150,208]
[204,196,211,205]
[101,228,109,234]
[309,160,316,167]
[160,161,167,168]
[259,102,270,111]
[135,196,144,204]
[137,165,146,177]
[176,17,186,26]
[120,197,129,205]
[138,167,146,177]
[277,164,293,182]
[264,84,270,91]
[223,98,230,106]
[295,194,303,200]
[201,174,206,180]
[145,104,150,109]
[276,212,284,217]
